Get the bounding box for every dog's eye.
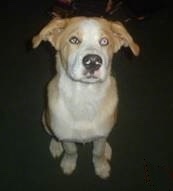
[99,37,109,46]
[69,36,81,45]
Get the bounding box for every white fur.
[49,138,63,158]
[93,156,111,179]
[60,153,78,175]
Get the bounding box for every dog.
[32,16,139,179]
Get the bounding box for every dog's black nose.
[82,54,102,72]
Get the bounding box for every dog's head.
[33,17,140,83]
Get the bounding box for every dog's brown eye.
[99,37,109,46]
[69,36,81,45]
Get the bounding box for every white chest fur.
[48,74,118,142]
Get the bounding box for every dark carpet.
[1,0,173,190]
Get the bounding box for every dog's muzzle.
[82,54,102,74]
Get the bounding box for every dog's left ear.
[32,17,68,49]
[111,21,140,56]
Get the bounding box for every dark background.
[1,0,173,190]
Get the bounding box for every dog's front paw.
[105,142,112,161]
[49,138,63,158]
[60,153,78,175]
[93,157,111,179]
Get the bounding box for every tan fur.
[33,16,139,179]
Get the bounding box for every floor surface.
[1,1,173,190]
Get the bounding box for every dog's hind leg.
[60,142,78,175]
[49,138,64,158]
[42,111,64,158]
[42,110,52,135]
[92,138,111,179]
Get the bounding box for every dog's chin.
[80,76,102,84]
[69,73,104,84]
[73,76,103,84]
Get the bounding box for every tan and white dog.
[33,16,139,179]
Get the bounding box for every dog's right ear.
[32,17,68,49]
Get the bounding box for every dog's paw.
[49,139,63,158]
[60,153,78,175]
[104,142,112,161]
[93,157,111,179]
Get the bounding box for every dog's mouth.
[79,70,103,83]
[86,75,98,79]
[84,70,99,79]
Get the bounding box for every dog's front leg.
[93,138,112,179]
[60,142,78,175]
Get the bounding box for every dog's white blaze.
[68,19,109,83]
[80,19,101,45]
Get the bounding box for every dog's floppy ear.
[111,21,140,56]
[32,17,68,49]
